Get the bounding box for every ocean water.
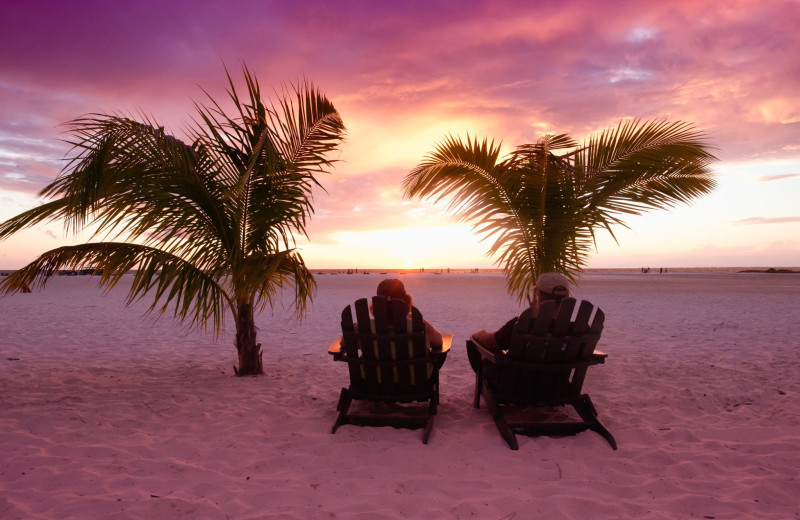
[311,266,800,275]
[254,270,800,357]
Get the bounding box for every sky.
[1,0,798,270]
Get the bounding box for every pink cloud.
[734,217,800,225]
[3,1,798,162]
[758,173,800,182]
[2,0,800,269]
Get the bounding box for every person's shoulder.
[499,315,518,329]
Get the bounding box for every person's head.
[531,272,570,310]
[376,278,413,316]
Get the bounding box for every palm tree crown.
[403,119,716,303]
[0,66,346,375]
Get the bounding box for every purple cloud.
[2,0,800,269]
[3,1,799,166]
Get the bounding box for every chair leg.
[422,396,438,444]
[473,366,483,409]
[422,416,435,444]
[572,395,617,450]
[482,380,518,450]
[331,389,353,434]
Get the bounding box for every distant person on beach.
[467,272,571,372]
[375,278,443,349]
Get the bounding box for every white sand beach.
[2,271,799,519]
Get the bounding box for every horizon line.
[2,266,799,275]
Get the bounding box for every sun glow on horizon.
[298,224,493,269]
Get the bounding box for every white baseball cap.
[535,272,570,296]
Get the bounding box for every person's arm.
[478,316,518,352]
[424,319,443,349]
[471,329,498,350]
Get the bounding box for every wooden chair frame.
[329,296,451,443]
[472,297,616,450]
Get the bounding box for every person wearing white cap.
[467,272,571,372]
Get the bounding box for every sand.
[1,272,799,519]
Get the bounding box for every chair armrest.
[431,333,453,354]
[470,336,606,366]
[328,335,343,355]
[330,333,452,360]
[469,336,501,364]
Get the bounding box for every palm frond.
[47,115,234,264]
[406,120,717,303]
[1,243,232,334]
[403,134,502,202]
[0,199,72,241]
[269,79,346,175]
[190,66,345,261]
[235,250,316,316]
[404,135,544,302]
[577,119,717,218]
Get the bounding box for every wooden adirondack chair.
[328,296,451,444]
[470,297,616,450]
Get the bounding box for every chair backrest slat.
[387,298,411,392]
[339,296,431,396]
[340,304,362,384]
[571,300,594,335]
[496,298,605,401]
[550,298,575,336]
[567,306,605,392]
[354,298,380,389]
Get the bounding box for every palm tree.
[403,119,716,303]
[0,66,345,375]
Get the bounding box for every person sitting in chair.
[376,278,443,349]
[467,272,571,372]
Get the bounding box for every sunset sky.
[1,0,798,270]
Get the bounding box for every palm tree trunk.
[234,300,264,376]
